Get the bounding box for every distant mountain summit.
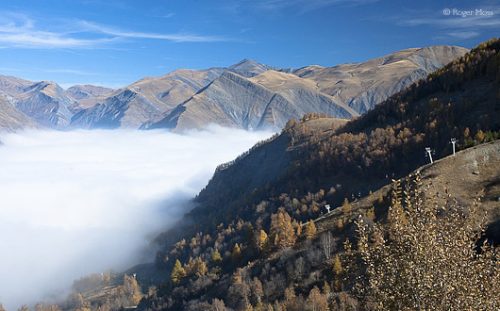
[0,45,468,131]
[294,45,468,114]
[0,76,76,129]
[148,70,355,130]
[70,68,224,129]
[146,46,467,130]
[228,58,271,77]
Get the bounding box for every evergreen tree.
[304,220,317,239]
[332,254,343,276]
[270,209,297,248]
[232,243,242,261]
[475,129,485,143]
[211,248,222,263]
[341,198,352,214]
[257,229,268,250]
[193,257,208,277]
[170,259,186,284]
[123,274,142,305]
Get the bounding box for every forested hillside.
[130,38,499,310]
[31,38,499,311]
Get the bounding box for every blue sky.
[0,0,498,88]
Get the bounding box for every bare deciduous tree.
[320,231,334,260]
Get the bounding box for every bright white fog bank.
[0,127,273,308]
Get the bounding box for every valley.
[0,2,497,308]
[19,38,496,311]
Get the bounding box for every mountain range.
[0,45,467,132]
[48,38,499,311]
[137,38,500,310]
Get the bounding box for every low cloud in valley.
[0,127,273,309]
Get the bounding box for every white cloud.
[446,31,481,39]
[0,13,111,48]
[77,20,228,43]
[0,12,228,49]
[395,5,500,40]
[401,14,500,28]
[248,0,377,13]
[42,68,96,76]
[0,127,273,309]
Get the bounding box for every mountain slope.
[228,59,271,77]
[71,45,466,131]
[0,95,37,131]
[130,39,499,310]
[70,68,223,129]
[0,75,76,129]
[27,39,498,311]
[193,40,498,227]
[14,81,74,128]
[66,85,115,111]
[0,46,466,131]
[294,45,468,113]
[149,70,355,130]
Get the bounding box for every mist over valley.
[0,127,273,308]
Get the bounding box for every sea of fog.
[0,126,273,309]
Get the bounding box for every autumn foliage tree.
[304,220,317,239]
[270,209,297,248]
[170,259,186,284]
[123,274,142,306]
[306,286,329,311]
[354,174,500,310]
[341,198,352,214]
[211,248,222,263]
[192,257,208,277]
[257,229,269,251]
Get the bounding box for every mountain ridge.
[0,45,467,131]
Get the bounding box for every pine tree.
[336,218,344,230]
[257,229,268,250]
[170,259,186,284]
[211,248,222,263]
[304,220,317,239]
[306,286,329,311]
[296,221,303,236]
[270,209,297,248]
[464,127,470,138]
[232,243,242,261]
[123,274,142,305]
[193,257,208,277]
[333,254,343,276]
[322,281,331,295]
[341,198,352,214]
[475,129,485,143]
[366,207,375,221]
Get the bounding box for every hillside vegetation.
[131,38,499,310]
[10,39,498,311]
